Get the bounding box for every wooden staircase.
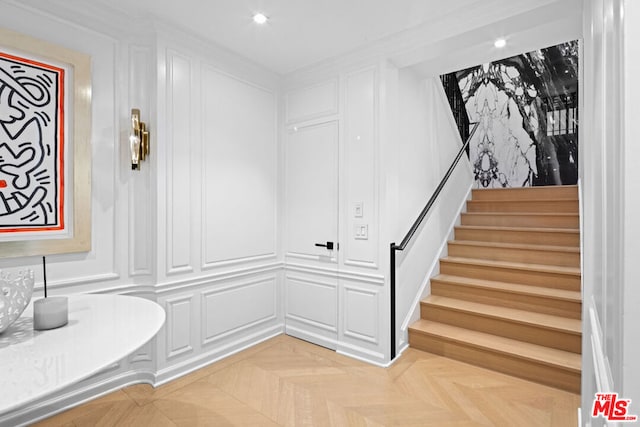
[408,185,581,393]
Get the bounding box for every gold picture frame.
[0,27,91,258]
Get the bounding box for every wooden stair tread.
[469,198,578,203]
[443,256,581,276]
[471,186,578,201]
[463,212,579,217]
[410,319,581,372]
[433,274,582,302]
[422,295,581,334]
[455,225,580,235]
[449,240,581,253]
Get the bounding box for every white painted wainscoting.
[152,26,284,383]
[154,268,283,385]
[282,65,390,366]
[0,3,286,425]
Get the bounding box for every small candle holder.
[33,296,68,330]
[33,257,68,331]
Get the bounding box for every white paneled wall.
[282,65,388,365]
[200,275,277,344]
[0,3,283,424]
[343,67,379,269]
[0,1,121,291]
[285,79,339,123]
[581,0,640,420]
[153,29,282,382]
[285,272,339,349]
[127,44,154,279]
[165,49,196,275]
[200,66,277,268]
[623,0,640,404]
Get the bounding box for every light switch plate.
[354,201,363,218]
[354,224,368,240]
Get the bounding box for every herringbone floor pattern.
[35,335,579,426]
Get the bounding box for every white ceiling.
[91,0,484,74]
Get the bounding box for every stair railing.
[389,122,479,359]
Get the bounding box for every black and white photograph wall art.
[448,40,579,188]
[0,49,66,237]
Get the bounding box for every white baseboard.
[0,369,155,427]
[337,341,386,366]
[285,324,338,350]
[155,324,284,386]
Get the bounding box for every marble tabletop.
[0,294,165,415]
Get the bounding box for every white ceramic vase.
[0,270,35,334]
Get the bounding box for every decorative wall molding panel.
[285,274,338,332]
[283,263,387,361]
[285,78,339,123]
[128,44,154,277]
[165,49,194,275]
[200,64,277,269]
[343,285,380,344]
[201,275,277,346]
[154,268,284,387]
[165,295,194,359]
[343,66,379,270]
[156,262,282,294]
[286,262,385,286]
[589,297,613,393]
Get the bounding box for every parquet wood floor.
[34,335,580,426]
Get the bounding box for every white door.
[284,119,339,349]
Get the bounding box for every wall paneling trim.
[200,65,278,269]
[165,295,195,359]
[165,50,194,275]
[201,275,277,345]
[285,78,339,123]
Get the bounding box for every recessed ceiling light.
[494,38,507,48]
[253,13,268,24]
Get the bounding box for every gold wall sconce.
[130,108,149,170]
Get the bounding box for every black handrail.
[389,122,479,360]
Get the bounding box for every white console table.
[0,294,165,415]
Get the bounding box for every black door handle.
[314,241,335,250]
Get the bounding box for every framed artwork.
[0,27,91,258]
[442,40,579,188]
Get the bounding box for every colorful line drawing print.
[0,51,64,233]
